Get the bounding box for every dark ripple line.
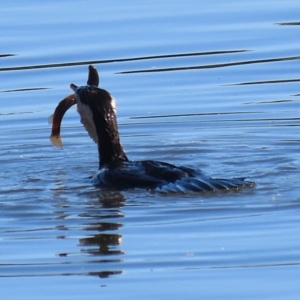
[277,22,300,26]
[130,111,262,120]
[117,55,300,74]
[225,78,300,86]
[0,259,121,267]
[0,54,15,58]
[211,117,300,122]
[1,261,298,278]
[186,261,300,271]
[0,270,123,278]
[0,87,49,93]
[0,50,248,72]
[130,116,300,124]
[245,99,294,105]
[0,111,33,116]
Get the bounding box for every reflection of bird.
[50,65,254,193]
[79,233,123,256]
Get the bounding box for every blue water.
[0,1,300,299]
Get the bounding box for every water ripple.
[0,50,248,72]
[117,55,300,74]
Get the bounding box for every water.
[0,1,300,299]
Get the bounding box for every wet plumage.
[50,65,254,193]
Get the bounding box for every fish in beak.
[49,65,99,148]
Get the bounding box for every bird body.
[50,65,254,193]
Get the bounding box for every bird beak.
[70,83,78,92]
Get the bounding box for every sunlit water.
[0,1,299,299]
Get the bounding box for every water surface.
[0,1,299,299]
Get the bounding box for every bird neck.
[93,105,128,168]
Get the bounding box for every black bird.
[50,65,254,193]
